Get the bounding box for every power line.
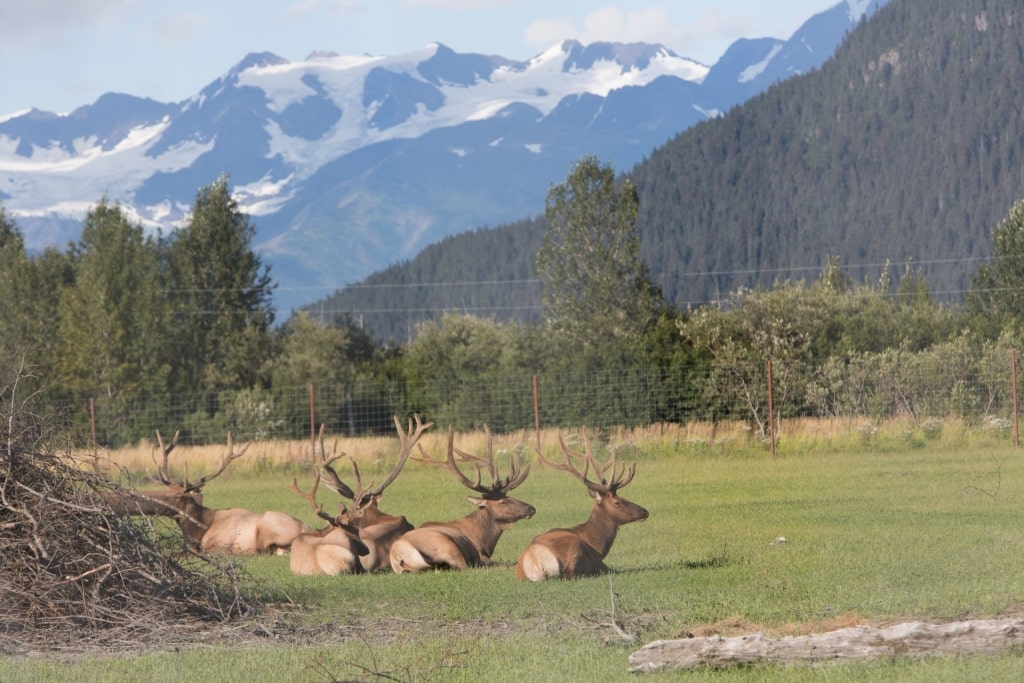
[270,254,996,294]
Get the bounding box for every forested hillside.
[635,0,1024,309]
[310,0,1024,342]
[311,217,547,343]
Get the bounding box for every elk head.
[538,429,649,529]
[414,423,535,526]
[319,414,434,530]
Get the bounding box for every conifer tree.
[535,155,665,351]
[55,200,169,398]
[168,176,275,392]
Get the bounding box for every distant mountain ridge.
[322,0,1024,344]
[0,1,886,314]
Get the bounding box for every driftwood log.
[629,617,1024,673]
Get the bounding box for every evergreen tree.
[535,155,665,351]
[54,200,169,399]
[0,206,33,349]
[168,176,275,392]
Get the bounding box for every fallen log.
[629,617,1024,673]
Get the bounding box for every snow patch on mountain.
[739,45,783,83]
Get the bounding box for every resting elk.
[515,430,648,581]
[389,424,535,573]
[113,430,313,555]
[321,414,434,571]
[288,415,432,574]
[288,429,370,576]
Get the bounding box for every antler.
[152,429,181,486]
[318,414,434,509]
[290,425,342,526]
[183,431,250,493]
[538,428,635,494]
[414,423,530,499]
[151,429,248,492]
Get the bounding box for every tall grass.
[4,419,1024,681]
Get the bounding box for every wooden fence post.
[1012,349,1019,448]
[309,383,316,453]
[767,359,776,460]
[532,374,541,450]
[90,398,97,457]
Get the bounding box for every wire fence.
[68,347,1024,449]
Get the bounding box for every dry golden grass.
[98,415,984,482]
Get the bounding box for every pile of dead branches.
[0,355,254,655]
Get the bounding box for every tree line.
[4,161,1024,447]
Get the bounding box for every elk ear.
[588,488,603,503]
[467,496,486,509]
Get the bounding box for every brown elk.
[288,429,370,575]
[116,430,313,555]
[287,415,432,574]
[319,414,434,571]
[515,430,648,581]
[389,424,535,573]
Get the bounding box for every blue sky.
[0,0,839,117]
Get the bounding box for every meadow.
[3,419,1024,681]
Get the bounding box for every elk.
[389,424,535,573]
[288,430,370,576]
[122,430,314,555]
[515,429,648,581]
[318,414,434,571]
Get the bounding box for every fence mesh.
[65,349,1024,448]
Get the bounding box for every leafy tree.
[535,155,665,351]
[967,199,1024,338]
[269,311,386,435]
[54,200,170,400]
[403,312,520,429]
[168,176,275,393]
[679,283,815,436]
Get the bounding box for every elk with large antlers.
[389,424,535,573]
[515,429,648,581]
[120,430,314,555]
[322,414,434,571]
[288,427,370,575]
[288,415,432,574]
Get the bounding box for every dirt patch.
[684,612,875,639]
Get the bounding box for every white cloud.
[400,0,518,8]
[288,0,367,17]
[136,13,208,47]
[0,0,140,52]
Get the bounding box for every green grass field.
[4,424,1024,681]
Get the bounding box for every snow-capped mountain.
[0,0,887,315]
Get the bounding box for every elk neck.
[450,506,511,557]
[573,507,623,558]
[173,494,218,544]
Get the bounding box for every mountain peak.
[560,40,677,73]
[230,51,289,76]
